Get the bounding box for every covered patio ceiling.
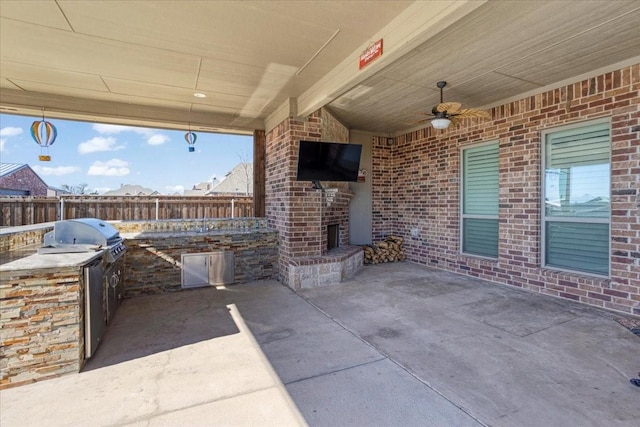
[1,1,639,136]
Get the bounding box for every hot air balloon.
[30,118,57,161]
[185,131,197,152]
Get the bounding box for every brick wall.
[373,64,640,316]
[0,167,48,196]
[371,136,397,241]
[266,109,355,285]
[321,188,353,250]
[322,108,350,142]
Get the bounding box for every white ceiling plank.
[1,61,109,92]
[0,0,71,31]
[1,1,639,135]
[292,0,487,121]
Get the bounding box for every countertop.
[0,250,103,272]
[119,228,275,239]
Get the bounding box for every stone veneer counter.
[0,251,102,271]
[116,219,278,296]
[0,251,102,388]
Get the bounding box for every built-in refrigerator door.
[84,260,105,358]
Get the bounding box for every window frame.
[540,118,611,278]
[460,140,500,259]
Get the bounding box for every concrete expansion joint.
[284,357,388,386]
[109,385,281,427]
[294,291,379,353]
[295,290,490,427]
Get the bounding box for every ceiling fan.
[419,81,491,129]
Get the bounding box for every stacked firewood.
[363,235,405,264]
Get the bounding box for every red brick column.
[265,112,323,284]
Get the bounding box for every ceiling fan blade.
[451,108,491,119]
[449,116,462,127]
[436,102,462,113]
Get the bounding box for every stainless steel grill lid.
[40,218,126,262]
[44,218,120,247]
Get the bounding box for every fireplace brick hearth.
[288,245,363,289]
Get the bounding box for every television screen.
[296,141,362,182]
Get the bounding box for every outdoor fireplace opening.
[328,224,339,251]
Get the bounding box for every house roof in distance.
[0,163,28,177]
[206,163,253,195]
[102,184,160,196]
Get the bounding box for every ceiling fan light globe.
[431,118,451,129]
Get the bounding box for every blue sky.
[0,113,252,194]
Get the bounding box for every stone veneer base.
[288,245,364,290]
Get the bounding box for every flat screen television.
[296,141,362,185]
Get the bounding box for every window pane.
[545,221,608,276]
[463,143,499,215]
[544,164,610,217]
[545,123,610,218]
[463,218,498,258]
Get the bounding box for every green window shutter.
[462,142,499,258]
[463,218,498,258]
[543,122,610,276]
[545,222,609,276]
[463,144,499,215]
[545,124,610,169]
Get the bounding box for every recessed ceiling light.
[193,92,207,98]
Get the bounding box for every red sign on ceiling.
[359,39,383,70]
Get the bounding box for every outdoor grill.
[39,218,127,358]
[39,218,126,263]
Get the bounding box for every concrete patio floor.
[1,261,639,426]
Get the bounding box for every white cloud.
[165,185,184,194]
[1,126,23,152]
[78,136,124,154]
[32,165,81,176]
[92,124,146,135]
[87,159,130,176]
[0,126,23,138]
[92,123,169,146]
[147,134,169,146]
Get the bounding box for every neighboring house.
[102,184,160,196]
[0,163,49,196]
[206,163,253,196]
[47,186,72,197]
[184,180,216,196]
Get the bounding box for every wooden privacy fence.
[0,196,254,227]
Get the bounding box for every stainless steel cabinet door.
[181,253,209,288]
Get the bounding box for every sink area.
[1,243,40,265]
[0,223,54,266]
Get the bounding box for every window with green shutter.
[461,142,499,258]
[542,121,610,276]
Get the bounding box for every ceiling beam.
[275,0,487,129]
[0,88,258,135]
